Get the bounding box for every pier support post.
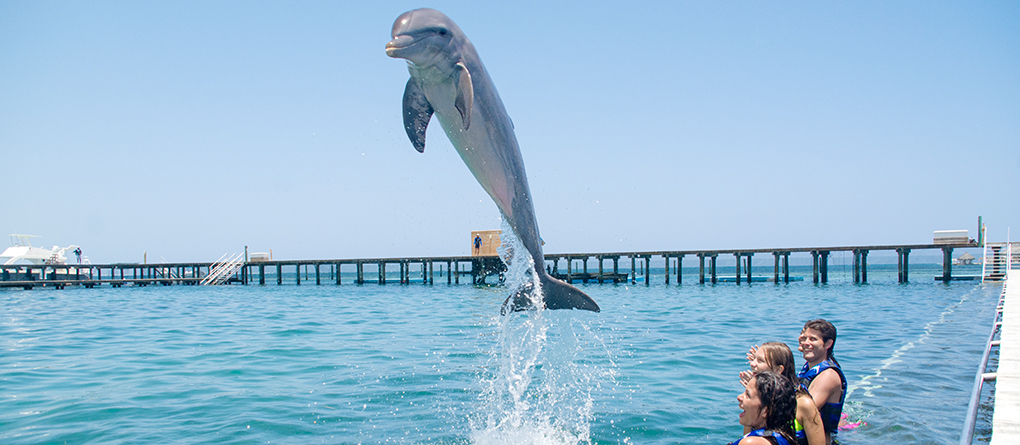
[336,263,342,285]
[379,262,385,284]
[316,264,321,285]
[664,254,670,285]
[897,249,904,283]
[447,261,452,284]
[897,248,911,283]
[582,257,589,283]
[644,256,651,286]
[773,252,780,283]
[746,254,753,283]
[734,253,742,284]
[710,254,718,284]
[699,254,706,284]
[455,261,460,284]
[598,256,604,284]
[277,264,282,285]
[259,264,264,285]
[811,251,820,284]
[783,252,790,283]
[567,257,573,284]
[941,247,953,283]
[853,250,861,283]
[819,251,829,283]
[861,250,868,283]
[613,257,619,276]
[631,256,637,283]
[676,254,683,284]
[429,261,433,285]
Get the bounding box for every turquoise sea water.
[1,263,1000,444]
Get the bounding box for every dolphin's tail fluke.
[500,272,600,315]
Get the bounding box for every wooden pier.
[0,241,980,290]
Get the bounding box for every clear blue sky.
[2,1,1017,263]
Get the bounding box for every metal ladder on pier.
[983,243,1010,281]
[200,253,245,285]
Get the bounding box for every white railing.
[1010,241,1017,272]
[200,253,245,285]
[984,242,1010,282]
[983,242,988,282]
[959,281,1005,444]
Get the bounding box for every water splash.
[469,218,605,444]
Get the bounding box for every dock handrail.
[200,253,244,285]
[982,242,988,282]
[959,280,1006,444]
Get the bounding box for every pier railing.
[959,280,1005,444]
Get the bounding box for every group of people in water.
[730,319,848,445]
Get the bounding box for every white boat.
[0,234,86,265]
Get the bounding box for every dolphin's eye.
[438,29,448,36]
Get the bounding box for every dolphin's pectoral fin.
[402,78,434,153]
[454,62,473,131]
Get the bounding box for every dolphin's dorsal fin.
[454,62,473,130]
[402,78,434,152]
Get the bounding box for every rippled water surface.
[0,264,1000,444]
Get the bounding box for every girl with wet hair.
[741,342,825,445]
[730,370,798,445]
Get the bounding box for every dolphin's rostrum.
[386,8,599,313]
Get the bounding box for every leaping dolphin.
[385,8,599,313]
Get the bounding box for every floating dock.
[0,241,979,290]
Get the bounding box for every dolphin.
[385,8,599,313]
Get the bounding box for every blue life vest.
[798,358,847,436]
[794,423,807,445]
[728,427,794,445]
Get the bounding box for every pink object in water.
[838,412,866,431]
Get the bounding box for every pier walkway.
[0,241,979,290]
[991,268,1020,445]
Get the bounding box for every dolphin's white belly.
[422,80,514,220]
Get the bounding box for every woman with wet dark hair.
[741,342,825,445]
[729,371,797,445]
